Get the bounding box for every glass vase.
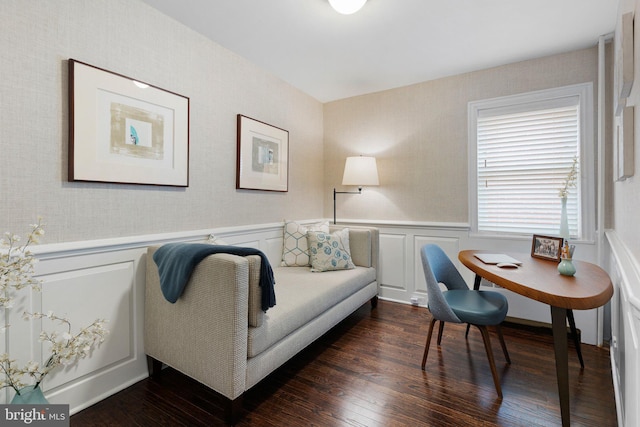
[559,197,570,241]
[10,385,48,404]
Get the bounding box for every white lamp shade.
[342,156,379,186]
[328,0,367,15]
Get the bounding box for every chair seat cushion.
[443,290,508,325]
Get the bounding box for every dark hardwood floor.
[71,300,617,426]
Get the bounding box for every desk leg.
[567,309,584,369]
[551,306,570,427]
[466,274,483,338]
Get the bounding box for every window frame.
[467,83,595,242]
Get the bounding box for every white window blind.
[474,102,582,237]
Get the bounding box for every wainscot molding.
[606,230,640,427]
[333,218,470,231]
[338,219,605,346]
[14,219,613,415]
[15,221,290,414]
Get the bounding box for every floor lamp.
[333,156,379,224]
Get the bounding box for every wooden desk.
[458,250,613,427]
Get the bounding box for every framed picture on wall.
[619,13,635,102]
[69,59,190,186]
[615,106,635,181]
[531,235,564,262]
[615,12,635,116]
[236,115,289,192]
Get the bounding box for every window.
[468,83,594,240]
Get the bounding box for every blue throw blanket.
[152,243,276,311]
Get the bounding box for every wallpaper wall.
[615,0,640,264]
[324,47,609,227]
[0,0,324,243]
[1,0,617,250]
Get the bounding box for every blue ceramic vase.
[10,385,48,404]
[558,258,576,277]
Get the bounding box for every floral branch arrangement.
[558,156,579,199]
[0,219,44,311]
[0,219,108,396]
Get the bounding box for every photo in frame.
[69,59,189,186]
[531,234,564,262]
[236,115,289,192]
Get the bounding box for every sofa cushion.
[247,265,376,358]
[281,220,329,267]
[329,226,377,268]
[307,228,355,272]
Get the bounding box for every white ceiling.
[141,0,619,103]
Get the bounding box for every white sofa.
[144,225,379,423]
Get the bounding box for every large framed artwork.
[69,59,189,186]
[236,115,289,192]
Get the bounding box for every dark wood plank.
[71,300,617,426]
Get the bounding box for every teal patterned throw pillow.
[307,228,355,272]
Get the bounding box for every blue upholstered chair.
[420,244,511,397]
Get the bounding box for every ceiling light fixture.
[328,0,367,15]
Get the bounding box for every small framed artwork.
[69,59,189,186]
[236,115,289,192]
[616,12,635,116]
[619,12,635,101]
[615,106,635,181]
[531,235,564,262]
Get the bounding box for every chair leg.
[422,318,437,369]
[437,320,445,345]
[467,275,482,339]
[476,325,503,398]
[495,324,511,364]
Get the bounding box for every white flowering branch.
[0,218,44,311]
[558,156,579,199]
[0,220,109,395]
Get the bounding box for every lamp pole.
[333,187,362,224]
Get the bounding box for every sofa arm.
[144,246,249,400]
[329,225,379,271]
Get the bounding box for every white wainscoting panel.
[264,237,285,265]
[607,230,640,427]
[354,220,607,346]
[375,224,469,305]
[379,233,407,301]
[6,246,149,413]
[4,223,288,413]
[41,262,134,391]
